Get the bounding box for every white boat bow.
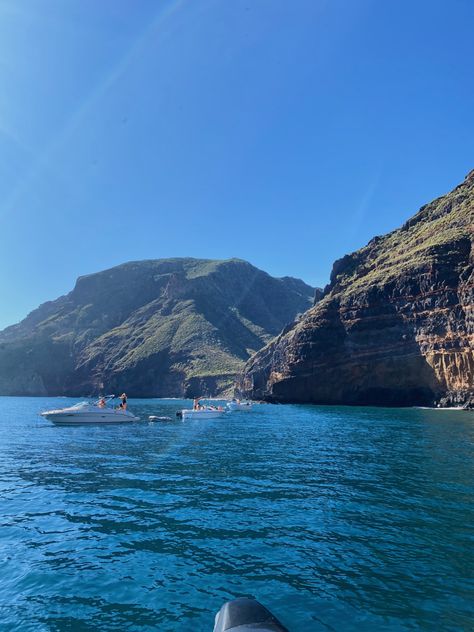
[179,407,227,420]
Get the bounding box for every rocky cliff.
[0,258,314,397]
[238,171,474,407]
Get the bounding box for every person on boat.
[98,397,106,408]
[118,393,127,411]
[193,397,202,411]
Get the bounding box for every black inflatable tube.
[213,598,289,632]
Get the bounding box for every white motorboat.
[227,400,253,412]
[178,407,227,420]
[41,395,139,425]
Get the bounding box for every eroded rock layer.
[238,171,474,406]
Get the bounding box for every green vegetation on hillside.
[0,258,314,397]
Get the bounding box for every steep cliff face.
[0,258,314,397]
[238,171,474,406]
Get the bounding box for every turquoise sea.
[0,397,473,631]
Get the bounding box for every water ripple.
[0,397,473,630]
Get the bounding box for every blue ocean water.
[0,397,473,631]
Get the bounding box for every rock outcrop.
[0,258,314,397]
[238,171,474,407]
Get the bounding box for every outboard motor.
[213,598,289,632]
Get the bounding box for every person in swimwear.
[118,393,127,411]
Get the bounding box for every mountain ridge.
[0,258,315,397]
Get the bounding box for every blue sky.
[0,0,473,330]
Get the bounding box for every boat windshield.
[68,401,90,410]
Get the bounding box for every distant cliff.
[0,258,315,397]
[238,171,474,407]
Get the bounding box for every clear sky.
[0,0,473,330]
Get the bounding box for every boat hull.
[41,411,138,424]
[180,409,226,420]
[227,402,253,412]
